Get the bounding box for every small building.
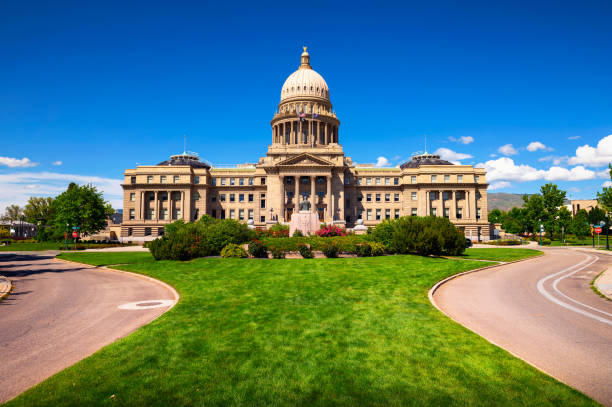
[570,199,599,215]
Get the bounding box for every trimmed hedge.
[262,235,369,253]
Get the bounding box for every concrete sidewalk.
[0,275,11,300]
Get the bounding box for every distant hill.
[487,193,527,212]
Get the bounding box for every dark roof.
[400,154,454,169]
[157,153,210,169]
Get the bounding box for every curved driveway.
[434,248,612,406]
[0,252,176,403]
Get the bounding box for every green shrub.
[298,243,314,259]
[292,229,304,237]
[268,223,290,237]
[355,243,372,257]
[369,242,385,256]
[370,220,395,252]
[271,248,285,259]
[385,216,466,256]
[540,238,551,246]
[220,243,247,258]
[248,239,268,258]
[321,240,340,258]
[486,239,522,246]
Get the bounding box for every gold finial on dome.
[300,46,311,69]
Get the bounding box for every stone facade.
[121,48,490,241]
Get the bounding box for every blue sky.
[1,1,611,210]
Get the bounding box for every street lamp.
[606,214,610,251]
[539,220,543,246]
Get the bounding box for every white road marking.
[118,299,176,310]
[536,254,612,326]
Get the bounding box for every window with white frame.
[385,193,390,202]
[229,209,235,219]
[221,178,226,186]
[444,175,450,183]
[194,176,200,184]
[394,193,400,202]
[457,174,463,183]
[239,178,244,186]
[411,175,417,184]
[173,175,179,183]
[475,175,480,183]
[385,178,390,185]
[194,192,200,201]
[376,209,381,220]
[129,209,135,220]
[411,191,417,200]
[366,178,372,186]
[130,193,135,201]
[230,178,235,186]
[375,178,381,185]
[239,209,244,220]
[147,176,153,184]
[411,208,417,216]
[431,175,437,182]
[395,209,400,218]
[248,209,254,220]
[366,209,372,220]
[160,175,166,184]
[385,209,390,219]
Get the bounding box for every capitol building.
[121,48,490,240]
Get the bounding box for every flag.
[297,107,306,121]
[312,113,319,119]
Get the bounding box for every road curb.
[52,257,180,306]
[592,268,612,301]
[0,274,12,301]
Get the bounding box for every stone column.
[141,192,145,219]
[181,191,185,220]
[465,190,470,219]
[472,188,478,220]
[450,191,456,219]
[310,176,316,212]
[281,123,286,145]
[280,176,285,222]
[154,191,159,221]
[326,175,332,221]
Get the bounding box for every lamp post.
[606,214,610,251]
[65,223,70,251]
[539,220,543,246]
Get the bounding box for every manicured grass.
[459,248,542,262]
[58,251,154,266]
[0,242,61,251]
[7,253,594,406]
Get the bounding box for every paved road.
[434,248,612,406]
[0,252,176,403]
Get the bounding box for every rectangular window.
[475,176,480,183]
[443,191,450,200]
[344,177,349,185]
[230,194,235,202]
[457,207,463,219]
[147,176,153,184]
[230,178,235,186]
[444,208,450,218]
[220,194,226,202]
[239,178,244,186]
[357,178,362,185]
[366,194,372,202]
[248,194,254,202]
[130,193,135,201]
[444,175,450,183]
[366,178,372,186]
[376,209,381,220]
[430,207,437,216]
[411,208,417,216]
[376,194,381,202]
[239,194,244,202]
[144,227,151,236]
[194,176,200,184]
[385,178,390,186]
[239,209,244,220]
[158,228,165,236]
[385,193,390,202]
[221,178,226,186]
[127,227,133,236]
[173,175,179,183]
[260,198,266,209]
[411,191,418,200]
[394,193,400,202]
[211,195,217,202]
[261,177,266,185]
[229,209,235,219]
[395,209,400,219]
[212,209,217,218]
[221,210,226,219]
[366,209,372,220]
[248,209,254,220]
[249,178,254,186]
[212,178,217,186]
[194,209,199,220]
[260,215,265,222]
[161,209,168,220]
[130,176,136,184]
[375,178,381,185]
[411,176,416,184]
[385,209,390,219]
[394,177,399,185]
[457,175,463,183]
[160,175,166,184]
[357,194,363,202]
[431,175,437,182]
[194,192,200,201]
[147,209,155,219]
[476,207,481,219]
[129,209,135,220]
[317,191,325,198]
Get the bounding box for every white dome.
[280,48,329,102]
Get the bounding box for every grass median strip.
[8,250,594,406]
[458,248,542,262]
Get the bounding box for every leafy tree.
[540,183,567,240]
[52,183,114,236]
[588,206,606,227]
[570,209,590,238]
[1,204,23,222]
[502,207,528,234]
[522,194,544,233]
[597,164,612,214]
[555,206,572,239]
[23,197,55,225]
[488,208,505,224]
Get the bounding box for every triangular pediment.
[276,153,334,167]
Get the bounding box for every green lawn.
[459,248,542,262]
[7,251,594,406]
[0,242,61,251]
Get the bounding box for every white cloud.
[538,155,568,165]
[477,157,596,182]
[0,156,38,168]
[374,156,390,167]
[526,141,548,152]
[568,134,612,167]
[498,144,518,156]
[52,161,63,166]
[449,136,474,144]
[0,171,123,211]
[603,181,612,188]
[434,148,472,164]
[568,136,581,140]
[489,181,512,190]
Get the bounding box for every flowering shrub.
[315,224,346,237]
[221,243,247,258]
[369,242,386,256]
[248,239,268,258]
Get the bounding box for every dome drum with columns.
[121,47,491,242]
